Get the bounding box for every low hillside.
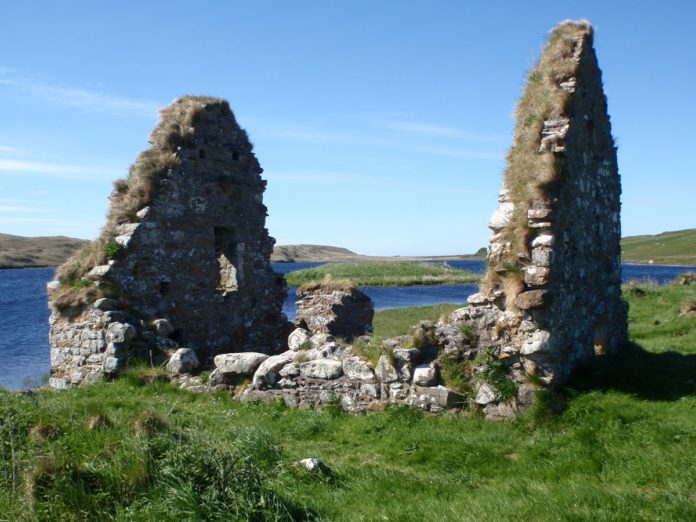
[0,234,87,269]
[621,229,696,266]
[271,244,359,262]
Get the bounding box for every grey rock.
[309,333,334,348]
[296,458,332,475]
[413,364,437,387]
[520,330,551,355]
[375,355,398,383]
[279,363,301,378]
[288,328,311,351]
[214,352,269,376]
[86,264,112,280]
[106,322,136,343]
[342,357,376,381]
[393,348,420,364]
[104,356,124,374]
[153,318,174,337]
[475,382,498,405]
[166,348,199,375]
[410,385,466,410]
[93,298,121,311]
[300,359,343,380]
[252,352,297,388]
[488,201,514,230]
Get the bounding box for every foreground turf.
[1,282,696,520]
[284,260,479,287]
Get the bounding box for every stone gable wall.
[48,97,288,388]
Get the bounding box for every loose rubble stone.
[166,348,199,375]
[475,383,498,405]
[214,352,269,376]
[342,357,376,381]
[252,352,297,388]
[295,281,374,338]
[152,319,174,337]
[375,355,398,383]
[299,359,343,380]
[288,328,311,351]
[413,364,437,387]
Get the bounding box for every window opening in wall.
[215,226,241,294]
[199,149,206,159]
[232,151,239,161]
[160,281,171,296]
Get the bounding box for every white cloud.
[0,70,160,118]
[0,158,121,178]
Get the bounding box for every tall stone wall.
[48,96,288,388]
[465,20,627,399]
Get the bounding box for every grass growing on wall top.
[53,96,232,311]
[285,261,479,287]
[487,21,593,290]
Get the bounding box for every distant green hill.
[621,229,696,266]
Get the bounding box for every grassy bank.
[285,261,480,287]
[2,282,696,520]
[621,228,696,266]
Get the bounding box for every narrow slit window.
[214,226,240,294]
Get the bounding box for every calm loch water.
[1,261,693,390]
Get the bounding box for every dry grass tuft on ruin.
[297,275,357,295]
[52,96,229,310]
[494,20,594,277]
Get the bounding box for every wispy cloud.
[0,69,160,118]
[0,145,20,154]
[250,116,505,159]
[0,205,49,213]
[371,117,498,142]
[0,158,121,178]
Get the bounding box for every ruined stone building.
[47,22,627,418]
[47,97,288,388]
[459,20,627,400]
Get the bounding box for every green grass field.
[285,261,480,287]
[2,281,696,520]
[621,228,696,266]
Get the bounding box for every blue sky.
[0,1,694,255]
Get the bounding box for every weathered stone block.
[166,348,199,375]
[214,352,269,376]
[342,357,376,382]
[300,359,343,380]
[514,290,548,310]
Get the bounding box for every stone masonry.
[174,22,626,417]
[294,280,374,338]
[47,96,288,388]
[451,20,628,416]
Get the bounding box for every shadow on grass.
[566,341,696,401]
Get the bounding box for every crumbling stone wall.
[458,20,627,416]
[294,280,374,338]
[47,96,288,388]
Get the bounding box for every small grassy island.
[284,260,480,287]
[2,279,696,519]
